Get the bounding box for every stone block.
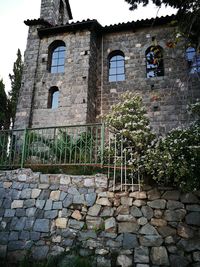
[85,192,97,207]
[123,233,139,249]
[118,222,139,233]
[86,216,103,230]
[185,212,200,226]
[73,194,85,204]
[96,197,112,206]
[150,218,167,227]
[11,200,24,209]
[139,235,163,247]
[20,188,32,199]
[100,207,114,217]
[130,206,142,217]
[55,218,68,228]
[147,199,166,209]
[140,224,159,235]
[68,219,84,230]
[117,255,132,267]
[24,199,36,208]
[133,200,146,207]
[150,247,169,266]
[52,201,62,209]
[147,188,161,200]
[157,226,176,237]
[105,217,116,232]
[44,199,52,210]
[162,190,180,200]
[134,246,149,263]
[31,189,41,198]
[4,209,15,218]
[84,178,95,187]
[26,207,36,217]
[121,197,133,206]
[164,209,186,221]
[36,199,45,209]
[129,191,147,199]
[60,175,71,185]
[44,210,58,219]
[10,217,26,231]
[40,174,49,184]
[33,219,50,232]
[167,200,184,210]
[50,190,60,201]
[95,174,108,188]
[71,210,82,221]
[63,194,73,208]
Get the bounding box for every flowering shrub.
[145,102,200,191]
[103,92,155,174]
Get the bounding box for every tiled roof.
[26,14,178,37]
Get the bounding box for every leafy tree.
[125,0,200,41]
[0,79,10,129]
[9,49,23,126]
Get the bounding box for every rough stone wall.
[40,0,71,25]
[0,169,200,266]
[14,26,41,129]
[29,30,92,128]
[97,25,200,134]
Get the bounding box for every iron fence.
[0,123,141,191]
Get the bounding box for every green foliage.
[103,92,155,174]
[9,49,23,126]
[17,251,93,267]
[124,0,200,42]
[0,79,10,129]
[145,102,200,191]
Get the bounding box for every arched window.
[146,46,164,78]
[48,40,66,73]
[108,51,125,82]
[185,47,200,73]
[48,87,59,109]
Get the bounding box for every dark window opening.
[108,51,125,82]
[48,41,66,74]
[146,46,164,78]
[185,47,200,74]
[48,87,59,109]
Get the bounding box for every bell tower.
[40,0,73,25]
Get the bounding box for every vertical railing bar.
[108,131,111,180]
[21,128,27,169]
[113,135,117,192]
[121,137,123,191]
[89,126,93,164]
[125,149,127,192]
[84,126,88,164]
[101,123,105,167]
[64,128,67,164]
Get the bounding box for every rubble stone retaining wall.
[0,169,200,266]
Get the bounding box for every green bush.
[145,122,200,191]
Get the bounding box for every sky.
[0,0,176,93]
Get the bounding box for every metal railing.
[0,123,141,191]
[0,124,104,169]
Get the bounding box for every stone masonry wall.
[97,25,200,134]
[0,169,200,266]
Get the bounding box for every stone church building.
[14,0,200,134]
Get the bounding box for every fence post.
[21,128,27,169]
[100,123,105,166]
